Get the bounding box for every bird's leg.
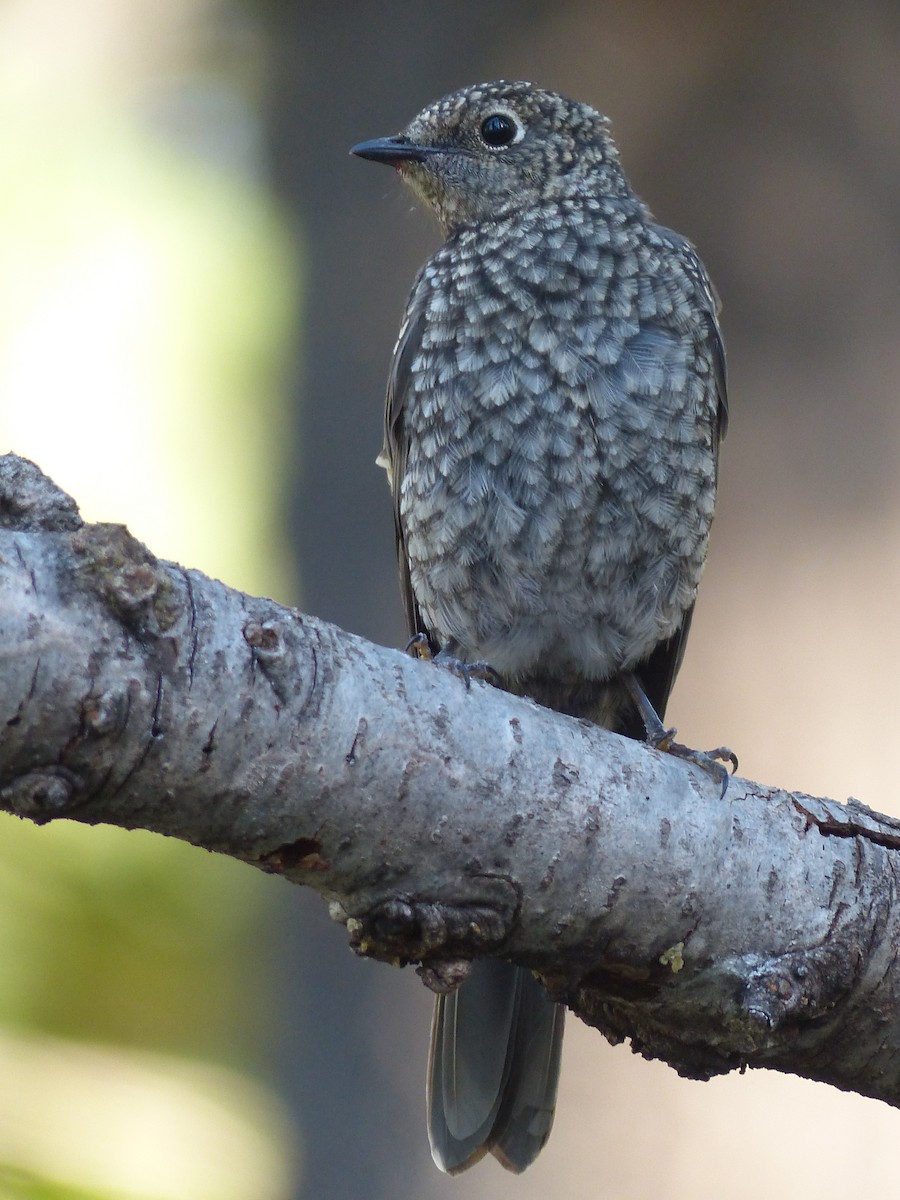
[624,673,737,797]
[406,633,502,690]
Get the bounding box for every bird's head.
[351,81,629,234]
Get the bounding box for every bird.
[352,80,730,1175]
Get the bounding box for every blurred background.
[0,1,898,1197]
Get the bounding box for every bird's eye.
[480,112,521,148]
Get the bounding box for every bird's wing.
[621,234,728,730]
[670,234,728,443]
[381,281,430,643]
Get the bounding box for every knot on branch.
[417,959,474,994]
[0,455,82,533]
[738,941,860,1043]
[0,766,83,823]
[346,886,517,986]
[243,613,319,710]
[81,687,131,738]
[71,524,181,638]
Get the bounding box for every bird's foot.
[406,633,502,689]
[625,673,737,797]
[648,731,737,799]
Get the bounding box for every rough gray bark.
[2,451,899,1107]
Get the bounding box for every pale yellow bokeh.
[0,0,298,600]
[0,3,300,1196]
[0,1031,295,1200]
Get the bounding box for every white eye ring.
[479,109,525,149]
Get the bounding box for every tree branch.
[2,452,899,1108]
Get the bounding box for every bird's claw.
[405,634,502,689]
[624,673,737,797]
[435,652,503,689]
[647,729,738,798]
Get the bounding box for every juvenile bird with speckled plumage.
[353,79,732,1175]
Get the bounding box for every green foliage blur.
[0,1164,113,1200]
[0,826,273,1066]
[0,3,300,1197]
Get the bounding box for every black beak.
[350,136,441,165]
